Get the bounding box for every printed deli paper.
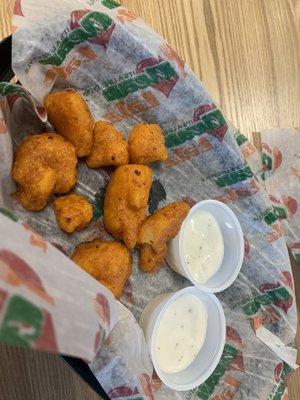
[0,0,297,399]
[260,129,300,267]
[0,212,117,359]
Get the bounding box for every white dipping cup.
[139,286,226,391]
[166,200,244,292]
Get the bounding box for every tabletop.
[0,0,299,399]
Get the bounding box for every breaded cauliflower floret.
[44,89,94,157]
[86,121,129,168]
[128,123,168,164]
[53,193,93,233]
[71,240,132,298]
[12,133,77,211]
[138,201,190,272]
[104,165,152,249]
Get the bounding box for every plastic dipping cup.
[139,286,226,391]
[166,199,244,292]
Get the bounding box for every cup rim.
[178,199,244,292]
[150,286,226,391]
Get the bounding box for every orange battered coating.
[138,201,190,272]
[71,240,132,298]
[104,165,152,249]
[44,90,94,157]
[128,123,168,164]
[86,121,129,168]
[53,194,93,233]
[12,133,77,211]
[139,243,166,273]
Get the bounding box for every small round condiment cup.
[139,286,226,391]
[166,199,244,292]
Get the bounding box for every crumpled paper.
[0,0,297,399]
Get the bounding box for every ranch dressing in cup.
[139,286,226,391]
[155,293,207,373]
[182,210,224,284]
[166,200,244,292]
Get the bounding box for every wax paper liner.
[0,0,297,398]
[258,129,300,268]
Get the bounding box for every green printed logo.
[255,207,277,225]
[0,208,18,222]
[271,378,286,400]
[88,0,119,8]
[289,243,300,265]
[0,82,25,97]
[273,206,287,220]
[262,152,272,169]
[39,11,113,66]
[261,144,283,181]
[215,165,253,187]
[197,344,238,400]
[268,194,297,221]
[102,61,177,101]
[269,362,293,400]
[264,209,277,225]
[165,108,227,149]
[205,164,253,188]
[93,190,105,219]
[293,252,300,265]
[101,0,120,8]
[0,293,58,352]
[242,286,292,316]
[0,82,46,119]
[0,295,43,347]
[235,132,248,147]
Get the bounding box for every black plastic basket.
[0,34,109,400]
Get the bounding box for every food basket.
[0,1,297,399]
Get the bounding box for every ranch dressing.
[183,210,224,283]
[155,294,207,374]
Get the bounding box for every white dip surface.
[155,294,207,374]
[182,210,224,283]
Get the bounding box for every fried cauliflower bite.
[12,133,77,211]
[104,165,152,249]
[44,90,94,157]
[139,243,166,273]
[128,123,168,164]
[71,240,132,298]
[138,201,190,272]
[86,121,129,168]
[53,194,93,233]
